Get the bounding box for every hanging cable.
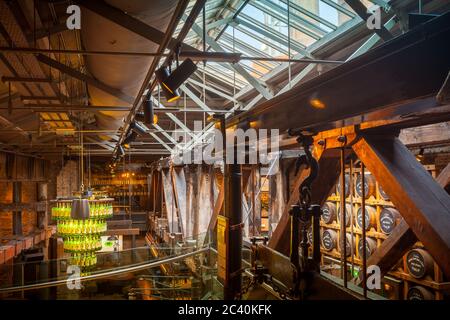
[88,145,91,190]
[287,0,292,89]
[232,26,237,109]
[80,113,84,193]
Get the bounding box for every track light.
[143,98,154,125]
[135,112,144,122]
[123,131,137,145]
[155,58,197,102]
[130,121,147,136]
[117,145,125,157]
[164,58,197,93]
[155,66,180,102]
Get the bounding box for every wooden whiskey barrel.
[357,237,377,259]
[406,248,434,278]
[321,202,336,224]
[337,203,352,227]
[407,286,434,300]
[356,206,377,231]
[321,229,337,251]
[378,184,390,200]
[355,173,376,198]
[379,207,401,235]
[337,174,350,198]
[339,233,356,257]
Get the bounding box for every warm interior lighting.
[249,120,260,128]
[56,128,75,136]
[153,114,158,124]
[310,98,326,109]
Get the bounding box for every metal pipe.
[349,158,355,278]
[223,136,242,299]
[0,106,130,111]
[339,148,347,287]
[0,247,209,293]
[0,46,241,62]
[240,56,344,64]
[361,162,367,298]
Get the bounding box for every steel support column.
[223,136,242,299]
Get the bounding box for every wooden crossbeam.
[362,220,416,282]
[436,162,450,192]
[268,148,353,256]
[352,134,450,278]
[267,166,309,255]
[362,160,450,281]
[36,54,134,104]
[342,0,393,41]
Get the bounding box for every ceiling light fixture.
[123,131,137,145]
[155,58,197,103]
[143,98,154,125]
[130,121,147,136]
[155,66,181,102]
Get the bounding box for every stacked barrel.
[318,166,447,300]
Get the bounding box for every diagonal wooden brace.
[353,134,450,278]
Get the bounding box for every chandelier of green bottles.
[52,198,114,275]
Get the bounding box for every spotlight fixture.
[130,121,147,136]
[123,131,137,145]
[134,112,145,122]
[155,66,180,102]
[155,58,197,103]
[143,98,154,125]
[117,145,125,157]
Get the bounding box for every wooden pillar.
[37,182,48,230]
[12,181,22,236]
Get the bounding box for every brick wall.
[57,160,79,197]
[22,182,37,236]
[0,152,56,240]
[0,182,12,238]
